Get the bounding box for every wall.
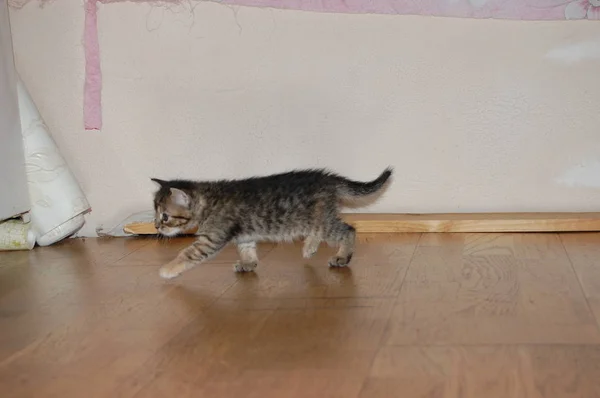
[8,1,600,236]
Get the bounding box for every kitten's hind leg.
[302,235,321,259]
[234,241,259,273]
[159,232,229,279]
[326,221,356,268]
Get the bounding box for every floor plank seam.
[557,233,600,336]
[105,237,154,265]
[356,233,423,398]
[381,342,600,347]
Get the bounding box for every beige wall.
[8,1,600,236]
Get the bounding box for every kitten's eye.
[161,213,169,222]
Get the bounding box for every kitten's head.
[151,178,197,237]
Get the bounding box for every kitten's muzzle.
[157,226,181,237]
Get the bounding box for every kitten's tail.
[336,167,393,207]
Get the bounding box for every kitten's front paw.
[159,263,184,279]
[328,254,353,268]
[233,261,258,273]
[302,248,317,259]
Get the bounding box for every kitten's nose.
[154,220,160,229]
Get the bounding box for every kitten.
[151,167,392,279]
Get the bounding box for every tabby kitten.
[151,168,392,279]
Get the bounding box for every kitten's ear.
[150,178,167,188]
[169,188,190,207]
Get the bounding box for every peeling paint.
[557,160,600,188]
[546,39,600,64]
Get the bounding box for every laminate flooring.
[1,233,600,397]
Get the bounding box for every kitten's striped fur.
[152,168,392,279]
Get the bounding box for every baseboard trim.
[122,212,600,235]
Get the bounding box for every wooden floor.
[1,233,600,397]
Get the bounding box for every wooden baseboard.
[122,212,600,235]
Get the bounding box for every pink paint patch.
[84,0,101,130]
